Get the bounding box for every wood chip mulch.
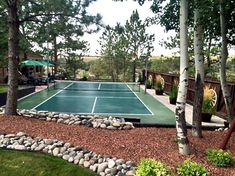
[0,115,234,176]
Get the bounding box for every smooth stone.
[5,134,15,138]
[123,125,133,130]
[108,159,116,168]
[100,124,106,128]
[83,161,90,168]
[16,132,26,137]
[92,164,98,172]
[74,153,84,160]
[52,147,60,156]
[74,159,79,164]
[79,158,84,165]
[60,147,67,153]
[107,126,117,130]
[110,168,118,175]
[105,168,111,174]
[31,143,38,150]
[116,159,125,165]
[57,119,64,123]
[44,139,53,145]
[97,162,108,173]
[112,122,121,127]
[126,170,135,176]
[35,144,46,151]
[62,155,70,160]
[14,144,26,150]
[68,157,74,163]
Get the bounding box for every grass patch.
[0,148,96,176]
[0,85,8,93]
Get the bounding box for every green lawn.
[0,148,96,176]
[0,85,8,93]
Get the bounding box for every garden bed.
[0,115,234,175]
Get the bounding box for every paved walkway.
[141,85,226,128]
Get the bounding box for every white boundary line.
[56,95,137,99]
[54,112,152,116]
[18,83,55,102]
[91,97,97,114]
[98,83,101,90]
[31,82,74,110]
[126,84,154,115]
[55,79,140,85]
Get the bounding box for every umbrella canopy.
[38,60,55,67]
[20,60,44,66]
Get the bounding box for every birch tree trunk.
[219,0,233,123]
[175,0,190,155]
[192,2,204,138]
[5,0,20,115]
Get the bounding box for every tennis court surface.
[18,81,176,125]
[32,81,153,115]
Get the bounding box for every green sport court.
[17,81,175,125]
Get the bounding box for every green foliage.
[177,160,209,176]
[207,149,235,167]
[202,98,215,114]
[136,159,174,176]
[150,56,180,74]
[169,84,178,99]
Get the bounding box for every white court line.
[126,84,154,115]
[98,83,101,90]
[56,95,137,99]
[91,97,97,114]
[31,82,74,110]
[57,112,152,116]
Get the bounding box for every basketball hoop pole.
[220,118,235,150]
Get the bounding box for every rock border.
[0,132,135,176]
[0,108,134,130]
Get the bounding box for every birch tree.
[192,0,204,138]
[219,0,233,123]
[175,0,190,155]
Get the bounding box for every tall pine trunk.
[5,0,20,115]
[192,2,204,138]
[175,0,190,155]
[219,0,233,123]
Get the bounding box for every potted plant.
[154,75,164,95]
[169,81,178,105]
[146,75,153,89]
[202,86,217,122]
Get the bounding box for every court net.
[53,80,140,92]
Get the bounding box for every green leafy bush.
[177,160,209,176]
[136,159,174,176]
[207,149,235,167]
[169,84,178,99]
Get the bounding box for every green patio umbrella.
[20,59,44,66]
[38,60,55,67]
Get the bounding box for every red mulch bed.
[0,115,234,175]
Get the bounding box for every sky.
[83,0,177,56]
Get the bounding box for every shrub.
[136,159,174,176]
[202,86,216,114]
[207,149,235,167]
[177,160,209,176]
[169,81,178,100]
[154,75,164,91]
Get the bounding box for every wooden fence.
[146,71,235,119]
